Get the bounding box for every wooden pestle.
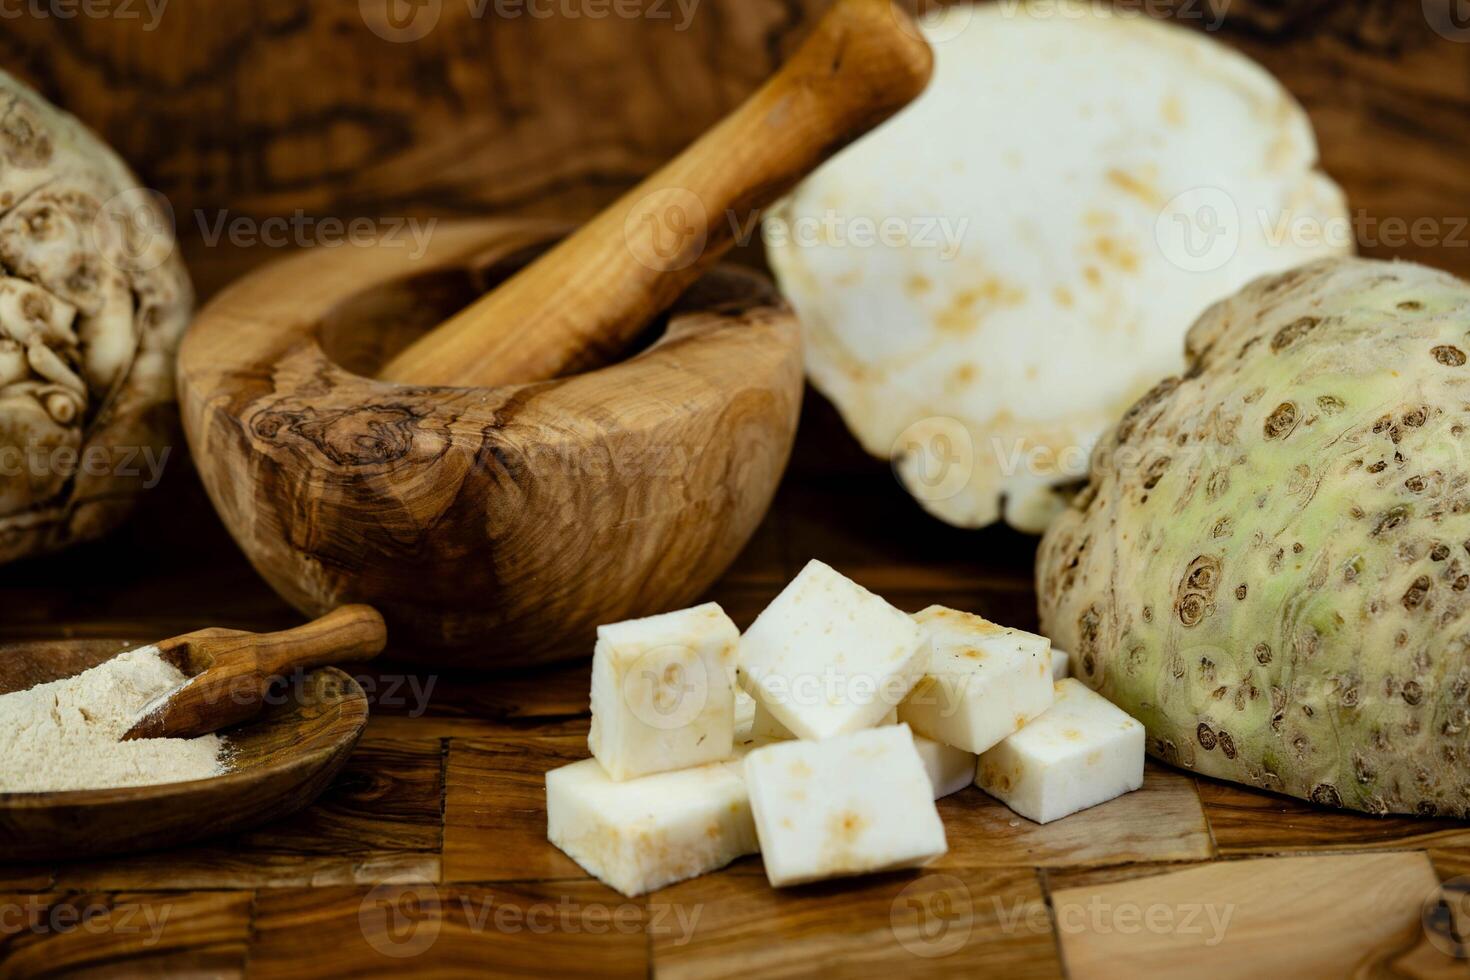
[376,0,933,389]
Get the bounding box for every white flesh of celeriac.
[743,724,946,887]
[738,560,926,740]
[976,679,1145,824]
[764,0,1351,532]
[898,606,1053,754]
[913,733,978,800]
[546,756,758,897]
[588,602,739,781]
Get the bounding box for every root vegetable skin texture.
[0,71,192,562]
[1038,257,1470,817]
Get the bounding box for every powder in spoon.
[0,646,228,793]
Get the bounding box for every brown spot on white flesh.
[935,280,1026,332]
[830,810,867,842]
[1104,168,1163,208]
[1161,94,1185,127]
[1094,235,1140,273]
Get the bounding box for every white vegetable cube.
[750,702,794,740]
[897,606,1053,754]
[738,560,926,740]
[588,603,739,781]
[913,734,977,800]
[1051,648,1071,681]
[976,679,1145,824]
[546,758,758,897]
[744,724,947,887]
[753,703,895,741]
[734,689,758,738]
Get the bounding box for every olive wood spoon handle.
[121,605,388,741]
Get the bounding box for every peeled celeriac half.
[764,0,1350,532]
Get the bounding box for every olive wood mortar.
[178,0,932,665]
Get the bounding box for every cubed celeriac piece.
[1051,648,1071,681]
[913,734,977,800]
[976,679,1145,824]
[588,602,739,781]
[752,703,896,740]
[744,724,946,887]
[739,560,926,740]
[734,689,758,738]
[546,757,758,897]
[751,703,794,740]
[897,606,1053,754]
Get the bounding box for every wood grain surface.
[1051,853,1449,979]
[4,465,1470,972]
[4,0,1469,301]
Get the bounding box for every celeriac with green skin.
[1039,257,1470,816]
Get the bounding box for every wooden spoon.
[0,638,370,861]
[121,605,387,741]
[376,0,933,388]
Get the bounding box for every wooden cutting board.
[1,397,1466,976]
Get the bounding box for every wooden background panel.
[0,0,817,218]
[2,0,1469,298]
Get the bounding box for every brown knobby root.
[0,70,192,562]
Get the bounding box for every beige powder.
[0,646,228,792]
